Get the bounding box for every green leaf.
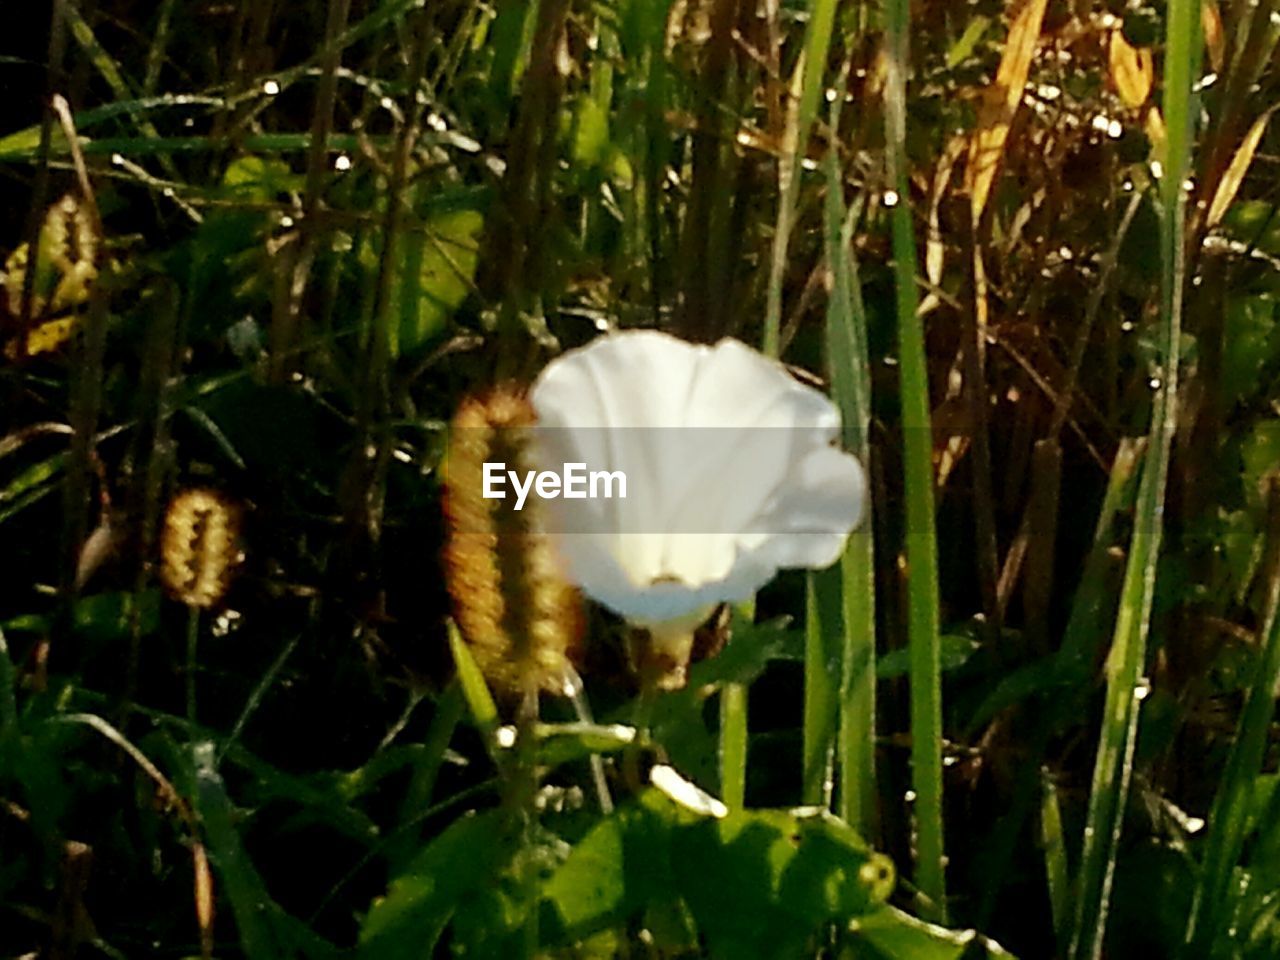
[72,590,161,642]
[447,619,499,739]
[877,634,979,680]
[849,904,1016,959]
[946,16,990,68]
[0,452,66,527]
[542,791,676,939]
[191,742,338,960]
[534,721,638,769]
[1241,421,1280,504]
[676,803,893,957]
[220,746,382,843]
[649,616,799,787]
[1222,295,1279,405]
[392,208,483,358]
[571,96,611,168]
[543,789,895,955]
[221,155,303,200]
[358,809,508,958]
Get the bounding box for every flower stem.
[719,682,748,810]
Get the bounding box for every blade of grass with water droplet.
[760,0,839,358]
[1068,2,1199,956]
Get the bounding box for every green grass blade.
[64,3,179,179]
[824,140,878,836]
[0,629,16,733]
[1184,489,1280,954]
[192,741,336,958]
[803,566,842,807]
[398,683,465,832]
[1041,771,1069,949]
[1068,2,1199,957]
[884,0,946,921]
[447,620,500,741]
[761,0,839,357]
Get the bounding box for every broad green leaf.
[650,616,799,786]
[676,803,893,957]
[222,155,303,200]
[392,208,483,358]
[543,788,895,954]
[849,904,1016,959]
[358,808,509,958]
[542,792,676,938]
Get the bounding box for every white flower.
[528,330,866,632]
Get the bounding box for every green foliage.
[542,788,896,956]
[190,742,341,960]
[358,809,514,958]
[390,207,484,359]
[2,0,1280,957]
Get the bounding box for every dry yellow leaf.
[1145,106,1167,156]
[926,135,967,288]
[966,0,1050,224]
[1202,0,1224,74]
[4,315,79,362]
[193,841,215,960]
[1109,30,1153,108]
[1206,107,1276,228]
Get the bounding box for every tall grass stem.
[884,0,947,920]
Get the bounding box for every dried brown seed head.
[160,488,242,608]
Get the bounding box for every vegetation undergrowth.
[2,1,1280,957]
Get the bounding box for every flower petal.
[528,330,867,625]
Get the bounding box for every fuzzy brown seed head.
[160,488,242,608]
[2,193,99,320]
[442,387,581,699]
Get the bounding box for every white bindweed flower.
[528,331,866,650]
